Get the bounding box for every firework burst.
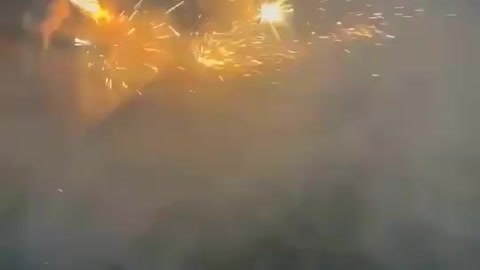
[70,0,436,90]
[74,0,183,93]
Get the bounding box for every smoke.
[22,0,71,49]
[1,0,480,269]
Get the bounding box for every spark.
[74,37,91,46]
[168,25,181,37]
[165,1,185,14]
[257,0,293,39]
[258,0,293,24]
[127,28,136,35]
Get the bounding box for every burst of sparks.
[188,1,298,79]
[190,0,430,81]
[311,1,426,42]
[75,0,177,92]
[192,20,297,78]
